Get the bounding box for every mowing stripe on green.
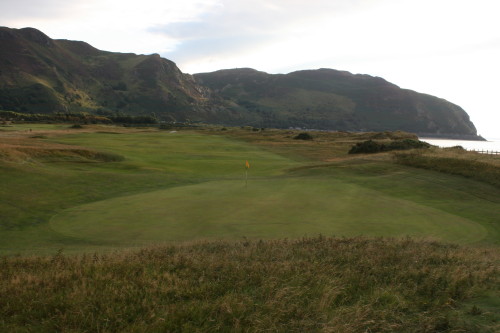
[50,178,487,246]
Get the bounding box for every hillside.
[195,68,480,138]
[0,27,220,122]
[0,26,481,138]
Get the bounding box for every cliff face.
[0,27,480,138]
[194,68,479,137]
[0,27,209,121]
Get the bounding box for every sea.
[419,137,500,153]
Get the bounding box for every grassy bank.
[394,148,500,188]
[1,237,498,332]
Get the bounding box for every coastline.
[416,133,486,141]
[420,137,500,152]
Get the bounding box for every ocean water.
[420,138,500,152]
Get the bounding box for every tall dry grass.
[1,237,498,332]
[394,148,500,188]
[0,138,123,163]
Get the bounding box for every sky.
[1,0,499,139]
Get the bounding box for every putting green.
[50,177,487,245]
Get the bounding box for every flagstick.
[245,160,250,188]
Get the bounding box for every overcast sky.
[1,0,499,138]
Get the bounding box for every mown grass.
[290,160,500,246]
[0,126,298,254]
[1,237,498,332]
[50,177,488,247]
[1,125,499,254]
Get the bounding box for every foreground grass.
[1,237,498,332]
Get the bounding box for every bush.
[443,145,466,152]
[159,124,173,130]
[294,132,313,140]
[349,139,430,154]
[349,140,381,154]
[386,139,430,150]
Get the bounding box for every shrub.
[294,132,313,140]
[349,139,430,154]
[385,139,431,150]
[348,140,382,154]
[443,145,466,152]
[159,124,173,130]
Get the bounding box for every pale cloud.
[1,0,223,54]
[156,0,377,72]
[0,0,71,19]
[162,0,500,73]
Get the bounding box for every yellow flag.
[245,160,250,169]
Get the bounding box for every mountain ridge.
[194,67,479,138]
[0,26,481,139]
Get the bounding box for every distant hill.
[0,26,481,139]
[194,68,480,139]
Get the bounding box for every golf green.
[50,177,487,245]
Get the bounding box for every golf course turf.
[1,124,498,254]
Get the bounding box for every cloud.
[2,0,498,68]
[0,0,72,20]
[0,0,385,59]
[0,0,224,54]
[154,0,382,72]
[159,0,500,72]
[154,0,378,43]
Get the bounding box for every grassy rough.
[0,237,498,332]
[394,149,500,188]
